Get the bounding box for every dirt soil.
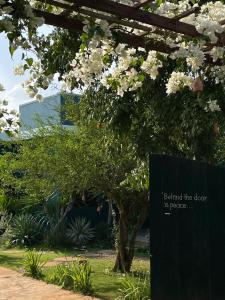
[0,267,99,300]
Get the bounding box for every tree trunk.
[53,194,77,232]
[113,204,147,273]
[107,199,113,225]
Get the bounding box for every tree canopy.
[0,119,148,271]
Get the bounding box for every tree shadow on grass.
[0,253,23,269]
[94,278,121,300]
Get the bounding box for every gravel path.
[0,267,99,300]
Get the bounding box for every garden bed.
[0,247,150,300]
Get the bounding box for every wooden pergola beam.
[36,0,155,33]
[33,9,84,31]
[33,9,218,65]
[33,8,174,53]
[172,7,200,21]
[63,0,202,37]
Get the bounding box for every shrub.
[118,273,150,300]
[0,190,19,214]
[10,213,42,246]
[23,250,45,279]
[45,261,93,295]
[35,198,68,247]
[70,261,93,295]
[66,217,95,246]
[0,190,7,212]
[0,211,12,235]
[46,263,74,289]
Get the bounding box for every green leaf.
[156,0,164,6]
[9,45,15,57]
[25,58,33,66]
[138,73,145,82]
[23,64,29,71]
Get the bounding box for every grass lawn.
[0,247,150,299]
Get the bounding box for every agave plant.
[66,217,95,246]
[10,213,41,246]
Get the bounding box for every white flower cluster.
[195,1,225,43]
[204,100,221,112]
[63,20,164,96]
[0,84,19,133]
[157,1,225,44]
[4,0,225,103]
[61,1,225,99]
[63,20,113,90]
[156,0,191,18]
[209,47,225,62]
[22,61,53,101]
[65,40,113,88]
[166,72,192,95]
[170,42,206,72]
[14,65,25,76]
[141,51,163,80]
[211,65,225,85]
[106,46,142,97]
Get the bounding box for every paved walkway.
[0,267,99,300]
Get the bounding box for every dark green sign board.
[150,155,225,300]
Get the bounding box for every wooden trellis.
[32,0,225,64]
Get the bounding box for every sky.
[0,28,59,112]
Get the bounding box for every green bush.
[45,263,73,288]
[0,189,20,214]
[66,217,95,246]
[23,250,45,279]
[45,261,94,295]
[0,211,12,235]
[10,213,42,246]
[35,197,68,247]
[0,190,7,212]
[70,261,93,295]
[118,273,150,300]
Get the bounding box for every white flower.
[0,119,7,128]
[141,51,163,80]
[205,100,221,112]
[115,44,126,55]
[210,47,225,62]
[166,72,192,95]
[14,65,25,76]
[171,43,205,72]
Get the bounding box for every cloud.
[2,84,31,111]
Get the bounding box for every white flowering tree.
[1,0,225,110]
